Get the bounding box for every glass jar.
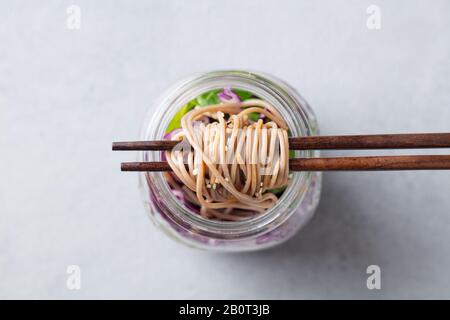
[139,70,322,252]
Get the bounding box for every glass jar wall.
[139,70,322,251]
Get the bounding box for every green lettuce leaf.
[197,89,221,106]
[165,99,197,133]
[267,185,287,196]
[233,89,253,101]
[248,112,260,121]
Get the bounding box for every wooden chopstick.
[113,133,450,151]
[120,155,450,172]
[114,132,450,172]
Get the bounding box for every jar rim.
[140,70,318,240]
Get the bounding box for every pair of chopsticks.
[113,133,450,171]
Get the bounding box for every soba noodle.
[165,99,290,221]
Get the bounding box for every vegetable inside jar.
[139,70,322,251]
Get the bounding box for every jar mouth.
[140,70,318,239]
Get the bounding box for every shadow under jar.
[139,70,322,251]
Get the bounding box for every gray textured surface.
[1,0,450,299]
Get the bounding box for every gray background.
[1,0,450,299]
